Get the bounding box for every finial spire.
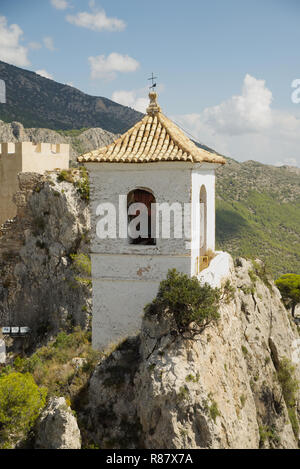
[146,91,161,115]
[147,73,160,115]
[148,72,157,92]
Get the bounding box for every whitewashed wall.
[87,161,219,350]
[87,162,193,255]
[190,164,217,276]
[198,251,233,288]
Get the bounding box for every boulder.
[35,397,81,449]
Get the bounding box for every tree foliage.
[277,358,299,438]
[275,274,300,317]
[145,269,221,338]
[0,372,47,447]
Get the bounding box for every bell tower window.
[127,189,156,245]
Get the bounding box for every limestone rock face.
[0,171,91,344]
[35,397,81,449]
[0,120,117,163]
[86,337,143,449]
[85,258,300,449]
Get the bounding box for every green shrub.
[0,372,47,447]
[275,274,300,317]
[209,400,221,422]
[259,425,280,448]
[178,386,189,401]
[240,394,246,408]
[70,253,92,287]
[145,269,221,338]
[4,329,100,400]
[277,357,299,438]
[185,373,200,383]
[76,167,90,201]
[222,279,236,304]
[248,269,258,285]
[57,169,75,184]
[70,253,91,276]
[252,260,272,291]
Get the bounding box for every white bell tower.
[79,92,226,350]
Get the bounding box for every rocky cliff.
[82,257,300,449]
[0,169,299,449]
[0,119,117,163]
[0,170,91,350]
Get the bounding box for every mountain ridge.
[0,60,142,134]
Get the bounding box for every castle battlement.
[0,142,69,159]
[0,141,69,226]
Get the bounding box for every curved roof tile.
[78,93,226,165]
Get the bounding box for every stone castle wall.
[0,142,69,225]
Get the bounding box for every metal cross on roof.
[148,73,157,91]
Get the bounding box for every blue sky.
[1,0,300,166]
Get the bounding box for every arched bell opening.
[127,188,156,245]
[199,185,207,258]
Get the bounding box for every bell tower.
[79,92,226,350]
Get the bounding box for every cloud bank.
[50,0,69,10]
[66,8,126,32]
[175,74,300,167]
[89,53,139,80]
[0,16,29,66]
[111,89,148,113]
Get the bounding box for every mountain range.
[216,159,300,277]
[0,61,142,134]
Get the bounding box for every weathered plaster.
[87,161,222,350]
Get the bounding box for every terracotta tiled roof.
[78,93,226,165]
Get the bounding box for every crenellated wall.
[0,142,69,225]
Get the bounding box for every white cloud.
[43,36,55,51]
[175,74,300,167]
[28,41,42,50]
[89,53,139,80]
[0,16,29,66]
[201,74,273,135]
[112,90,148,113]
[50,0,69,10]
[36,69,54,80]
[112,84,165,113]
[66,7,126,32]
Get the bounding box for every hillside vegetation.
[0,61,142,133]
[216,159,300,277]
